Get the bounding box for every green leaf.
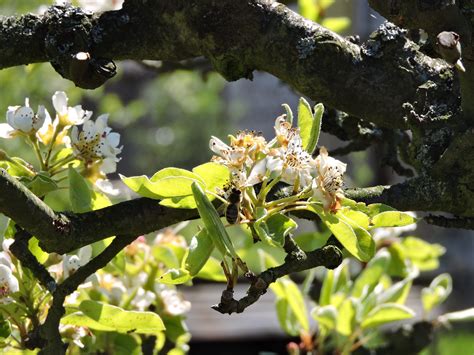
[298,98,323,154]
[366,203,396,217]
[399,237,445,271]
[146,176,201,198]
[352,250,390,298]
[68,166,92,213]
[192,162,230,194]
[298,0,319,21]
[0,314,11,338]
[281,103,294,125]
[321,17,351,33]
[422,273,452,314]
[361,303,414,329]
[196,257,226,282]
[150,167,203,183]
[336,298,356,336]
[264,214,298,246]
[271,278,309,332]
[311,305,337,331]
[62,300,165,334]
[28,173,58,197]
[338,209,370,230]
[371,211,417,228]
[192,182,237,259]
[159,268,192,285]
[275,298,300,336]
[185,229,214,276]
[28,237,48,264]
[152,246,181,269]
[120,174,158,199]
[309,205,375,262]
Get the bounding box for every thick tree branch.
[0,1,454,129]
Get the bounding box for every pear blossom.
[131,287,156,311]
[71,114,122,174]
[0,98,49,138]
[312,147,347,211]
[156,286,191,316]
[63,245,92,278]
[266,130,314,189]
[59,324,91,348]
[52,91,91,127]
[0,264,19,301]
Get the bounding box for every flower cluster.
[210,115,346,211]
[0,92,122,177]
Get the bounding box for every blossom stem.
[29,136,46,171]
[48,154,77,172]
[44,124,63,168]
[258,176,281,204]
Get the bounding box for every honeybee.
[225,188,242,224]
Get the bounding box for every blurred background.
[0,0,472,353]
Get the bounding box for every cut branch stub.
[44,5,116,89]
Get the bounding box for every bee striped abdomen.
[225,188,242,224]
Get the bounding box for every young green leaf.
[422,273,452,314]
[336,298,356,336]
[193,162,230,193]
[119,174,158,199]
[185,229,215,276]
[196,257,226,282]
[309,205,375,262]
[62,300,165,334]
[371,211,417,228]
[361,303,414,329]
[159,268,192,285]
[352,250,390,298]
[311,305,337,331]
[438,308,474,325]
[28,173,58,197]
[281,103,294,124]
[68,166,92,213]
[264,214,298,247]
[191,182,237,259]
[298,98,323,154]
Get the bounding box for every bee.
[225,188,242,224]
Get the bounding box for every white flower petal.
[100,158,117,174]
[13,106,35,132]
[106,132,120,148]
[0,124,15,138]
[52,91,68,115]
[209,136,231,156]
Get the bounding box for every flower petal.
[52,91,68,115]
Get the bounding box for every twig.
[10,228,57,292]
[425,214,474,230]
[212,245,342,314]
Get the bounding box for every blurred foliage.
[298,0,351,33]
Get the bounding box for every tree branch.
[212,244,342,314]
[0,1,454,129]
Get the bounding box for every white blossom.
[312,147,347,211]
[131,287,156,311]
[158,288,191,316]
[0,98,49,138]
[0,264,19,301]
[52,91,91,127]
[63,245,92,278]
[71,114,122,174]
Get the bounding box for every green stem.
[44,124,63,168]
[48,154,76,171]
[29,136,46,171]
[258,176,281,203]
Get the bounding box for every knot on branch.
[44,5,116,89]
[320,245,343,269]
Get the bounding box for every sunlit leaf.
[62,300,165,334]
[352,250,390,298]
[159,268,192,285]
[298,98,323,154]
[361,303,414,329]
[311,305,337,331]
[321,17,350,33]
[185,229,214,276]
[371,211,417,228]
[422,273,452,314]
[336,298,356,336]
[69,166,92,213]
